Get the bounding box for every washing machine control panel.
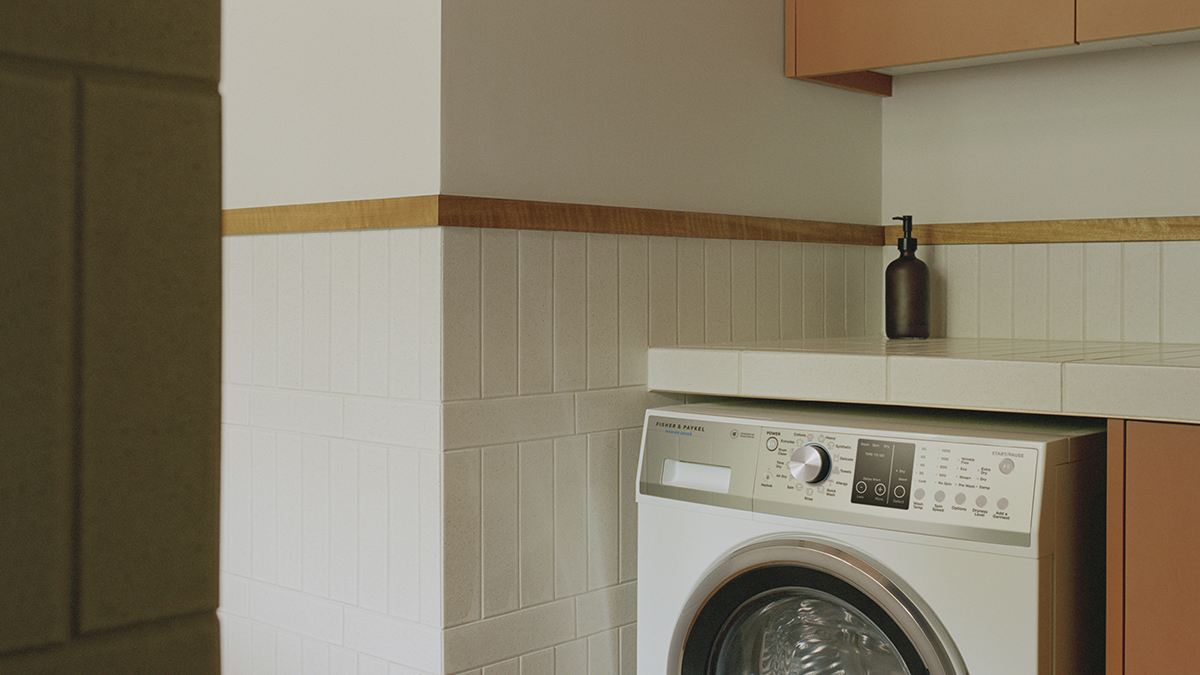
[755,427,1041,546]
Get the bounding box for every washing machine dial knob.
[789,443,831,484]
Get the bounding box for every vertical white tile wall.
[223,226,886,675]
[911,240,1200,343]
[221,229,445,675]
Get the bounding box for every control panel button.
[976,495,987,508]
[934,490,945,503]
[999,458,1016,474]
[894,485,906,499]
[788,444,831,484]
[955,492,966,505]
[997,497,1010,511]
[914,488,925,501]
[766,436,778,451]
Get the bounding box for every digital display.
[850,439,916,510]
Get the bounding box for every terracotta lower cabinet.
[1078,0,1200,42]
[1108,419,1200,674]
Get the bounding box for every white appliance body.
[636,401,1105,675]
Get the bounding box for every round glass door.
[712,588,911,675]
[670,539,964,675]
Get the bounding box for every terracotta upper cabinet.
[787,0,1075,79]
[1077,0,1200,42]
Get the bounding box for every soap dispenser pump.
[886,215,930,339]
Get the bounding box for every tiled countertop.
[647,337,1200,424]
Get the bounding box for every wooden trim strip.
[222,196,1200,246]
[882,216,1200,245]
[221,195,885,246]
[437,195,883,246]
[222,195,439,235]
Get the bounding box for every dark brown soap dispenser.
[886,215,930,339]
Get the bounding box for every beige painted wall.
[0,2,222,673]
[882,40,1200,223]
[439,0,883,223]
[222,0,884,224]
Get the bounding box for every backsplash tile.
[1121,242,1160,343]
[587,234,620,390]
[617,236,649,386]
[223,225,892,674]
[518,231,554,395]
[703,239,732,343]
[553,232,588,392]
[223,223,1200,675]
[482,229,519,399]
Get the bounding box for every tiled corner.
[443,598,576,674]
[0,65,74,653]
[442,394,575,450]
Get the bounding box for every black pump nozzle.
[893,215,917,252]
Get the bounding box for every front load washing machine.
[637,401,1105,675]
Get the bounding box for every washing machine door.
[670,538,966,675]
